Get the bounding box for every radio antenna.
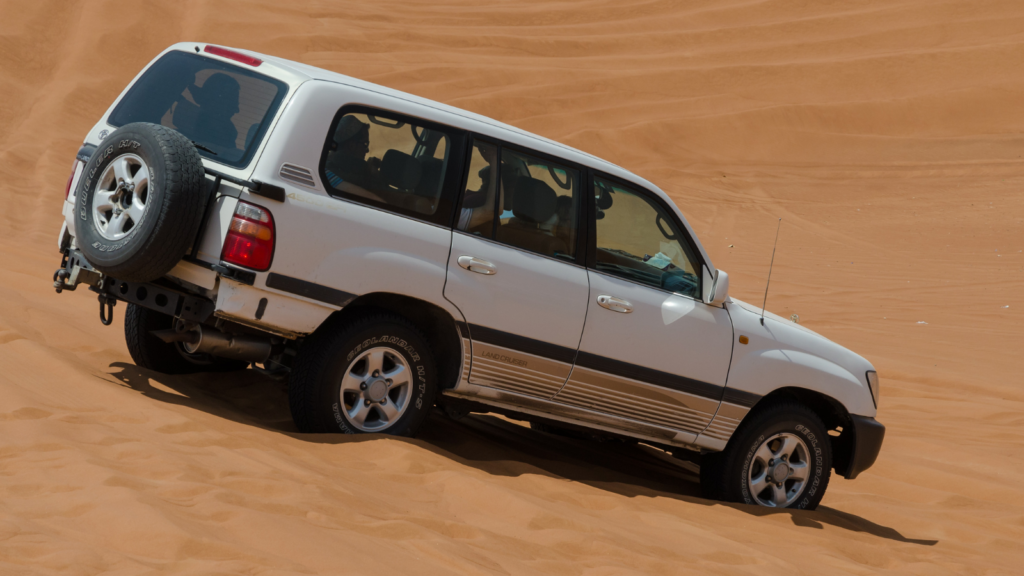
[760,218,782,326]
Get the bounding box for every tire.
[75,122,206,282]
[124,303,248,375]
[701,402,832,510]
[288,313,438,436]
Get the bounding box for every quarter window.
[592,177,701,298]
[323,112,451,216]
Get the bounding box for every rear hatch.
[63,46,297,272]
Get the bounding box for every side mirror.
[709,270,729,305]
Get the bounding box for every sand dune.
[1,0,1022,573]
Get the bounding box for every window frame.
[317,104,468,227]
[451,134,590,266]
[585,171,705,299]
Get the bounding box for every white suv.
[54,43,884,510]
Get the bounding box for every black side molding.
[265,273,356,307]
[467,323,577,365]
[575,351,729,403]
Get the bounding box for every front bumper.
[837,415,886,479]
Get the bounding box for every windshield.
[108,51,288,168]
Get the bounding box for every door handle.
[597,294,633,313]
[457,255,497,275]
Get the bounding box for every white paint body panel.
[723,299,877,418]
[445,234,589,351]
[579,271,733,386]
[553,270,734,444]
[444,232,589,396]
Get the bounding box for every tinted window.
[593,177,701,298]
[456,140,499,235]
[456,144,580,260]
[324,112,450,216]
[108,51,287,168]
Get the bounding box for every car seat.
[496,177,569,257]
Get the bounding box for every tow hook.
[98,293,116,326]
[53,269,69,294]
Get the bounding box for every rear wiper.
[192,141,218,155]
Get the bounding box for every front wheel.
[701,402,832,510]
[288,313,437,436]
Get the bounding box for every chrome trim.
[467,341,571,397]
[596,294,633,313]
[442,387,708,449]
[279,163,317,188]
[457,255,497,275]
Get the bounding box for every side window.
[592,177,701,298]
[322,111,450,217]
[497,149,579,260]
[455,144,580,261]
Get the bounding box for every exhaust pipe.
[151,326,272,363]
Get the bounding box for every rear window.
[108,51,288,168]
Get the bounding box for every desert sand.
[1,0,1022,573]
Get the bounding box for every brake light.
[221,201,275,271]
[64,159,80,200]
[204,45,262,67]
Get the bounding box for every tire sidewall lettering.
[739,421,827,509]
[333,330,429,433]
[77,131,158,257]
[740,433,765,505]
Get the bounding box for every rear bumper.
[838,415,885,479]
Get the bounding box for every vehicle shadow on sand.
[106,361,937,547]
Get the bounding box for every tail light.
[221,201,275,271]
[64,159,80,200]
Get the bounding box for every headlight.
[866,371,880,408]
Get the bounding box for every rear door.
[553,175,734,444]
[444,139,589,399]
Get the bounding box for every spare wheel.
[75,122,207,282]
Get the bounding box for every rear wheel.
[701,402,832,510]
[288,313,437,436]
[124,303,248,374]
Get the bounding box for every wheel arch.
[746,386,856,477]
[325,292,463,390]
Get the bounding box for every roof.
[178,43,635,182]
[163,42,717,273]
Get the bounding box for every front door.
[554,176,734,443]
[444,140,589,399]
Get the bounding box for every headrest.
[596,186,614,209]
[381,149,422,191]
[415,157,444,198]
[512,178,557,224]
[193,74,240,110]
[334,115,369,145]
